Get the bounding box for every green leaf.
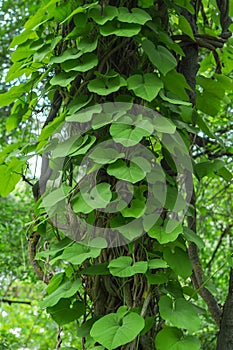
[197,75,225,99]
[92,112,115,129]
[60,243,102,265]
[127,73,163,102]
[159,91,191,106]
[36,237,73,260]
[194,159,225,179]
[112,218,144,241]
[110,120,153,146]
[121,199,146,218]
[148,259,168,269]
[165,186,187,212]
[141,317,154,335]
[89,146,124,164]
[40,186,70,214]
[159,296,201,332]
[50,48,83,64]
[90,309,145,349]
[100,20,141,37]
[72,193,92,214]
[108,256,148,277]
[142,39,177,75]
[70,136,96,156]
[11,45,35,63]
[88,75,127,95]
[216,166,233,181]
[183,227,204,250]
[107,160,146,183]
[72,183,112,213]
[138,0,154,8]
[163,247,192,279]
[158,30,184,56]
[66,104,102,122]
[51,135,87,158]
[89,5,118,24]
[50,71,78,87]
[161,70,190,100]
[148,220,183,244]
[173,0,195,14]
[195,114,216,139]
[156,327,201,350]
[146,271,168,284]
[10,28,39,48]
[62,53,98,72]
[47,273,65,295]
[33,36,62,62]
[80,263,110,275]
[117,7,152,25]
[77,37,98,53]
[67,95,93,115]
[60,3,96,24]
[77,317,99,338]
[196,92,221,116]
[153,116,176,133]
[178,15,194,40]
[0,158,24,197]
[40,279,82,308]
[0,84,30,107]
[47,299,85,325]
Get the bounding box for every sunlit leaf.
[127,73,163,102]
[90,308,145,349]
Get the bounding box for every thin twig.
[0,298,31,305]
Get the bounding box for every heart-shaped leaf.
[67,104,102,122]
[100,20,141,37]
[72,183,112,213]
[159,296,201,332]
[148,219,182,244]
[113,218,144,241]
[121,198,146,218]
[107,160,146,183]
[156,327,201,350]
[47,299,85,325]
[127,73,163,102]
[148,259,168,269]
[142,39,177,75]
[110,120,153,146]
[60,243,102,265]
[77,37,98,53]
[90,309,145,349]
[89,146,124,164]
[89,5,118,24]
[108,256,148,277]
[50,71,78,86]
[194,159,225,180]
[117,7,151,25]
[50,48,83,64]
[163,247,192,279]
[62,53,98,72]
[88,75,126,95]
[40,279,81,308]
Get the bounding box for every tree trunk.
[217,269,233,349]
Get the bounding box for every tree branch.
[207,225,233,270]
[0,298,31,305]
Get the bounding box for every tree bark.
[216,269,233,349]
